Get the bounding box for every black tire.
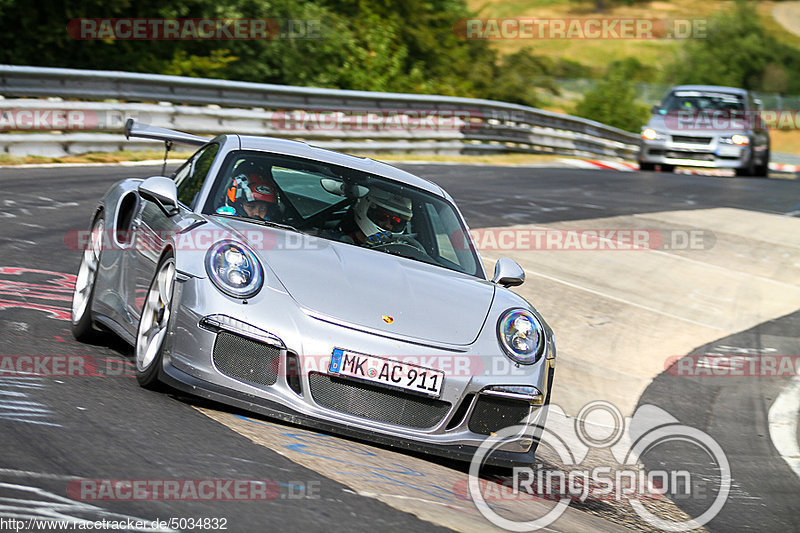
[659,164,675,173]
[135,251,176,390]
[70,214,104,342]
[735,154,756,177]
[638,161,656,171]
[754,149,770,178]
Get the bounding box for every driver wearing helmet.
[347,188,413,245]
[219,163,281,221]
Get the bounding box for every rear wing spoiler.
[124,119,211,174]
[124,119,210,147]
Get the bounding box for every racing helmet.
[225,162,278,206]
[354,188,412,241]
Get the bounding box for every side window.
[176,144,220,209]
[425,203,458,263]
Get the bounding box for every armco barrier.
[0,65,640,158]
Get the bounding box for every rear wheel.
[71,215,104,342]
[638,161,656,171]
[135,252,176,389]
[659,164,675,173]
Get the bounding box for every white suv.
[638,85,770,177]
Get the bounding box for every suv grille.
[671,135,711,145]
[308,372,451,429]
[212,332,280,387]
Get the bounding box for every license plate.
[328,348,444,398]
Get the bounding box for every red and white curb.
[770,162,800,173]
[561,158,800,175]
[560,159,637,171]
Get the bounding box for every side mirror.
[139,176,179,216]
[492,257,525,288]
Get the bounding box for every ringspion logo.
[468,401,730,531]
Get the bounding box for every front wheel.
[754,149,770,178]
[71,215,104,342]
[135,253,176,389]
[638,161,656,171]
[735,154,756,177]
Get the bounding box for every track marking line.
[497,218,800,286]
[768,376,800,481]
[0,469,81,481]
[480,252,727,331]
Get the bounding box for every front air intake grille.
[671,135,711,145]
[285,351,302,395]
[212,332,280,387]
[445,393,475,431]
[308,372,451,429]
[468,395,531,435]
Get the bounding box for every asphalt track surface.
[0,162,798,532]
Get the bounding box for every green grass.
[465,0,799,76]
[0,150,194,166]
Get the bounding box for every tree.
[665,0,800,93]
[572,67,650,132]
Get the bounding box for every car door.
[129,143,220,327]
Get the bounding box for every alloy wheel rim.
[71,219,104,324]
[136,259,176,371]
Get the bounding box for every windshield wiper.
[371,243,440,268]
[213,213,305,234]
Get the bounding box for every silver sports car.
[70,120,556,466]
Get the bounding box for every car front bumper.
[639,138,751,169]
[160,274,556,466]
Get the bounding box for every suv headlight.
[205,240,264,299]
[497,309,545,365]
[641,128,666,141]
[719,134,749,145]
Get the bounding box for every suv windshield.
[661,91,745,113]
[202,150,481,277]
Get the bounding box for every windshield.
[661,91,745,113]
[202,150,482,277]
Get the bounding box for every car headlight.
[205,240,264,299]
[497,309,545,365]
[719,134,749,145]
[641,128,665,141]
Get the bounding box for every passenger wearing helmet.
[348,188,413,245]
[219,163,281,221]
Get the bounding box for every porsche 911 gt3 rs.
[70,120,556,466]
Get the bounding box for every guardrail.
[0,65,640,159]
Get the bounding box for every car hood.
[215,218,495,346]
[647,112,751,135]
